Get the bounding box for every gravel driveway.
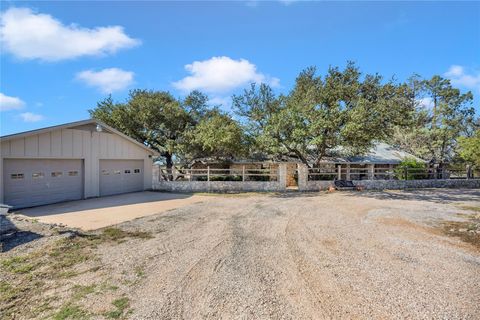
[2,189,479,319]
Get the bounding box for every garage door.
[3,159,84,208]
[99,160,144,196]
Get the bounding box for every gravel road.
[2,189,479,319]
[96,189,480,319]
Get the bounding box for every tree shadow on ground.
[0,215,43,252]
[342,188,480,204]
[270,191,326,199]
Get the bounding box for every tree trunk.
[165,153,174,181]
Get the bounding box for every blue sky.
[1,1,479,136]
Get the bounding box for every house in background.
[0,119,157,208]
[188,143,425,187]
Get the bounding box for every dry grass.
[0,227,153,319]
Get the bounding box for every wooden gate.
[286,163,298,187]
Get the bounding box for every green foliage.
[105,297,130,319]
[390,75,477,164]
[53,304,89,320]
[458,130,480,167]
[90,64,477,169]
[101,227,153,241]
[89,90,190,170]
[1,256,35,274]
[233,62,413,166]
[0,280,18,302]
[394,158,427,180]
[184,110,247,160]
[71,284,96,300]
[90,90,245,178]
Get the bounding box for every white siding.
[25,136,38,157]
[38,132,51,157]
[1,128,154,202]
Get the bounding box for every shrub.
[394,158,428,180]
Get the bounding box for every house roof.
[0,119,158,155]
[188,143,424,165]
[342,143,424,164]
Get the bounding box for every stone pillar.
[152,164,160,189]
[388,164,394,180]
[337,165,342,180]
[297,163,308,191]
[466,164,471,180]
[346,163,351,180]
[278,163,287,191]
[368,164,374,180]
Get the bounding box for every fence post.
[337,165,342,180]
[368,164,374,180]
[152,165,160,189]
[242,165,245,182]
[404,167,408,180]
[297,163,308,191]
[207,166,210,182]
[278,163,287,191]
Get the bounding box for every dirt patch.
[441,213,480,250]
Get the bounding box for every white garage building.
[0,119,157,208]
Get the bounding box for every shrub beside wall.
[394,158,428,180]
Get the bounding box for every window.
[124,169,131,174]
[32,172,44,179]
[11,173,24,180]
[68,171,79,176]
[134,169,141,174]
[113,170,121,174]
[101,170,109,175]
[51,171,63,177]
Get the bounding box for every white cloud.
[0,92,25,111]
[172,56,280,93]
[20,112,44,122]
[444,65,480,91]
[0,7,139,61]
[417,97,434,109]
[209,96,232,108]
[76,68,134,93]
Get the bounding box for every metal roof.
[342,143,425,164]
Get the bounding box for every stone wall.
[153,180,285,193]
[152,164,287,193]
[152,164,479,193]
[302,179,480,191]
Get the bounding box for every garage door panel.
[3,159,83,208]
[99,160,144,196]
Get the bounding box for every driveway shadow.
[0,215,43,252]
[14,191,194,217]
[342,188,480,204]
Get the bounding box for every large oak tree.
[233,62,413,167]
[89,90,246,179]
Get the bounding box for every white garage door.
[99,160,144,196]
[3,159,84,208]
